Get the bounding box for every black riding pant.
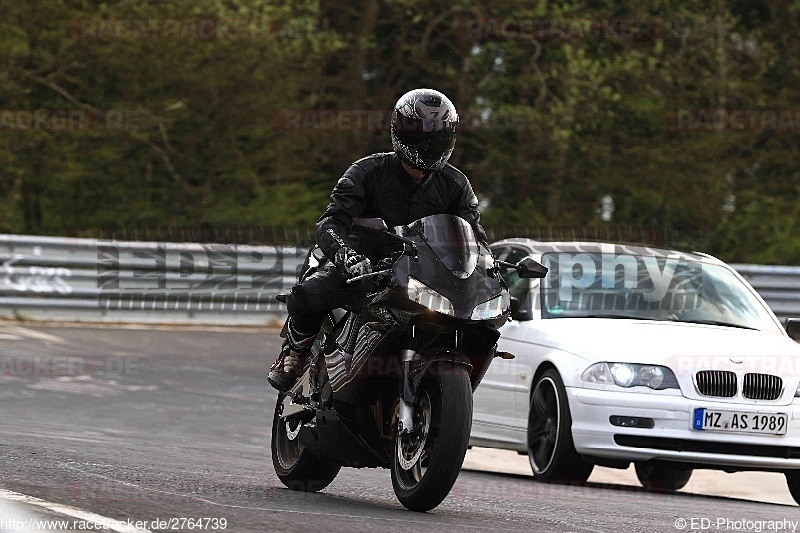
[285,263,366,337]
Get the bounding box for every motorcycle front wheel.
[391,362,472,512]
[271,393,340,492]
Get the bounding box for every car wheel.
[527,368,594,484]
[786,471,800,505]
[635,462,692,492]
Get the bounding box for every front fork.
[398,327,420,435]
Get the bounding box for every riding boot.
[267,320,316,392]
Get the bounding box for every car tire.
[786,471,800,505]
[635,462,692,492]
[527,368,594,484]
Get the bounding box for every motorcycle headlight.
[581,362,680,390]
[471,295,505,320]
[407,277,454,316]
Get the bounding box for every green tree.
[0,0,798,263]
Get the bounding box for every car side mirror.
[510,297,533,322]
[517,257,548,279]
[786,318,800,342]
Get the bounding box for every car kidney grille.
[695,370,737,397]
[742,373,783,400]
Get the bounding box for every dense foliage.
[1,0,799,263]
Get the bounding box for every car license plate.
[693,408,788,436]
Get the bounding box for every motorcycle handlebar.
[344,234,421,285]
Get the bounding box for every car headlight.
[471,295,505,320]
[796,381,800,398]
[407,277,454,316]
[582,362,680,390]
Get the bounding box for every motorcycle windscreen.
[406,214,479,279]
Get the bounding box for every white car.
[470,239,800,502]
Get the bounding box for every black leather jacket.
[316,152,485,261]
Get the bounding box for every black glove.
[334,247,372,279]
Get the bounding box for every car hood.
[521,318,800,371]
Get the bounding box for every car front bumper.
[567,386,800,470]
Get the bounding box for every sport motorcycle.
[272,213,547,511]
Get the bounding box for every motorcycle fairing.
[398,215,479,279]
[297,407,390,468]
[277,213,511,473]
[393,214,507,320]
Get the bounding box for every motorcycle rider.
[268,87,486,392]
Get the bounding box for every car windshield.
[538,252,782,333]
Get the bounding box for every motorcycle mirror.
[516,257,548,279]
[786,318,800,342]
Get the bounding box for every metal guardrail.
[731,264,800,326]
[1,234,798,327]
[0,234,305,325]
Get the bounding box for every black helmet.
[391,88,459,172]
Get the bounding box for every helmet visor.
[393,117,457,151]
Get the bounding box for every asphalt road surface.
[0,323,797,533]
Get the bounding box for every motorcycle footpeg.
[280,392,318,420]
[287,390,312,407]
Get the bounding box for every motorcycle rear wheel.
[391,363,472,512]
[271,393,340,492]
